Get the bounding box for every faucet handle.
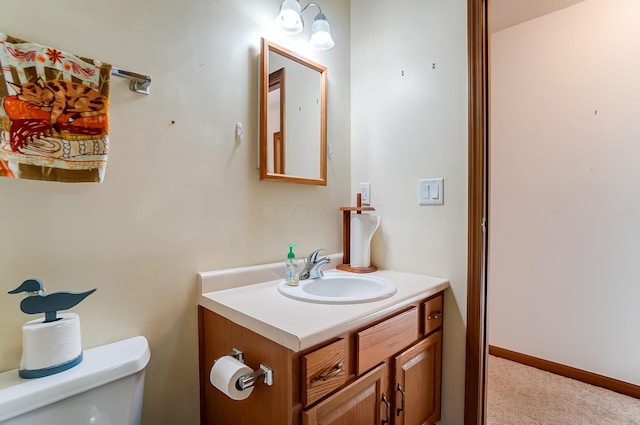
[308,248,326,263]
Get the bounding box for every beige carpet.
[487,355,640,425]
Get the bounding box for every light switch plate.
[419,178,444,205]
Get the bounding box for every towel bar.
[111,67,151,95]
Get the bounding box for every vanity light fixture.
[274,0,335,50]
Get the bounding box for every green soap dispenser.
[285,244,299,286]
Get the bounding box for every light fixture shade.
[309,13,334,50]
[275,0,303,35]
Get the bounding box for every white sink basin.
[277,272,396,304]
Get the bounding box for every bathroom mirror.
[259,38,327,185]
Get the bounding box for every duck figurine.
[8,278,96,323]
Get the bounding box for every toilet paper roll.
[210,356,254,401]
[20,312,82,371]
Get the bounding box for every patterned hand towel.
[0,33,111,183]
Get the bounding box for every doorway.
[466,1,640,424]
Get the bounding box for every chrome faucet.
[299,249,331,280]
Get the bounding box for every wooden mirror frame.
[259,38,327,186]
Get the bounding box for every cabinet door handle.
[396,383,405,416]
[310,362,343,383]
[427,310,442,320]
[381,393,391,425]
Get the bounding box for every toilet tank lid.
[0,336,151,422]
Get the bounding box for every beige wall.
[351,1,469,423]
[1,0,471,423]
[0,1,350,424]
[489,0,640,385]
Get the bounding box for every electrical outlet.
[359,182,371,204]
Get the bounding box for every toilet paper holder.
[215,348,274,390]
[222,348,244,363]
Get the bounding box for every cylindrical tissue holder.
[210,356,255,401]
[20,312,83,379]
[338,194,379,273]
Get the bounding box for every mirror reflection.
[259,38,327,185]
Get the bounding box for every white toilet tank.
[0,336,150,425]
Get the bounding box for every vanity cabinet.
[198,291,444,425]
[304,363,388,425]
[394,331,442,425]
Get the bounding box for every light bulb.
[310,14,334,50]
[275,0,303,35]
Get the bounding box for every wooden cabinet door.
[393,330,442,425]
[304,363,388,425]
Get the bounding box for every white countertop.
[198,260,449,353]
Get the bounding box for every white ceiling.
[491,0,585,32]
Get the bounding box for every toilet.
[0,336,150,425]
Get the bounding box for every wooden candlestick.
[337,193,377,273]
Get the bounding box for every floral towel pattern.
[0,33,111,182]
